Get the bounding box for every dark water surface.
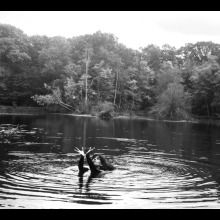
[1,114,220,209]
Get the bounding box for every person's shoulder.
[104,163,115,171]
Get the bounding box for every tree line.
[1,23,220,119]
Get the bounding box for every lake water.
[0,114,220,209]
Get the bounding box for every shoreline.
[1,112,220,125]
[1,105,220,125]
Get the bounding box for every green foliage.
[149,81,192,120]
[161,44,177,65]
[189,59,220,116]
[176,41,220,67]
[91,101,115,116]
[141,44,161,71]
[155,63,182,95]
[31,83,75,112]
[2,23,220,119]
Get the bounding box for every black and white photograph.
[1,11,220,209]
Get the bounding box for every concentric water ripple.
[1,116,220,208]
[0,150,219,208]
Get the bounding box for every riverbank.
[1,105,220,125]
[63,112,220,125]
[0,105,47,114]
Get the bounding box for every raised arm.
[74,147,88,174]
[85,147,101,175]
[75,147,101,175]
[78,154,85,172]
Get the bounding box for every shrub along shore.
[1,105,220,127]
[0,105,47,114]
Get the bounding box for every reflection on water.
[1,114,220,208]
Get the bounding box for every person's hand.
[85,147,95,155]
[74,147,95,156]
[74,147,85,156]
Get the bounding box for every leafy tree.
[150,81,191,120]
[28,35,50,64]
[190,59,220,116]
[161,44,177,66]
[38,36,71,78]
[4,23,220,120]
[140,44,161,71]
[155,62,182,95]
[92,61,114,102]
[32,83,75,112]
[176,41,220,67]
[0,24,32,105]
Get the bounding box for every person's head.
[92,154,101,166]
[92,154,106,166]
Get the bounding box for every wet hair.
[92,154,105,163]
[92,154,115,170]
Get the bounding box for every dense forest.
[1,23,220,120]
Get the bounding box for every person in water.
[74,147,115,177]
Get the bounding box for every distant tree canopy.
[1,23,220,119]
